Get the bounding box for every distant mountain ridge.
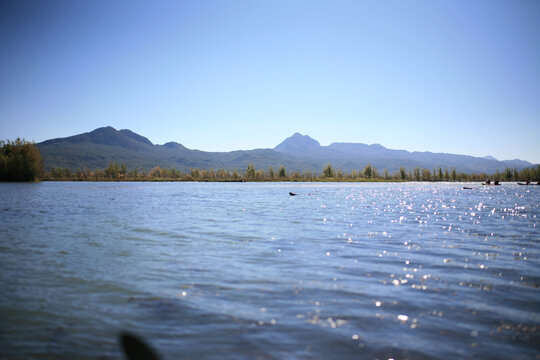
[41,126,153,151]
[274,133,534,174]
[37,127,534,174]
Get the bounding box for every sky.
[1,0,539,163]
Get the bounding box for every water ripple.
[0,182,538,359]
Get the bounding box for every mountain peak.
[40,126,153,151]
[162,141,187,150]
[85,126,119,138]
[275,133,321,154]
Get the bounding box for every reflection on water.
[0,182,539,359]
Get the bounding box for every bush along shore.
[0,139,44,182]
[41,161,540,183]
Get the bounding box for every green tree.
[504,168,513,181]
[104,161,120,179]
[363,164,373,179]
[399,167,407,180]
[49,166,62,179]
[63,167,72,178]
[278,166,287,179]
[0,139,44,182]
[413,167,420,181]
[246,163,256,180]
[323,164,334,178]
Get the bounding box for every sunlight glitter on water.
[0,182,539,359]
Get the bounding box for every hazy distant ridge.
[38,127,534,174]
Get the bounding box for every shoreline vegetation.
[2,140,540,183]
[39,161,540,183]
[0,139,44,182]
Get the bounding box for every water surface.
[0,182,538,359]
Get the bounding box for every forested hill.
[274,132,534,174]
[38,127,312,172]
[38,127,534,174]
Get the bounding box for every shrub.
[0,139,44,182]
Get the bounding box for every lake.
[0,182,538,359]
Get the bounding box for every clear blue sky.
[1,0,539,163]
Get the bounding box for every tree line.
[43,161,540,183]
[2,139,539,182]
[0,139,43,181]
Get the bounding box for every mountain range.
[37,127,534,174]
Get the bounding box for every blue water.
[0,182,539,359]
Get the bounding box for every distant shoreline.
[40,178,406,183]
[36,178,532,184]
